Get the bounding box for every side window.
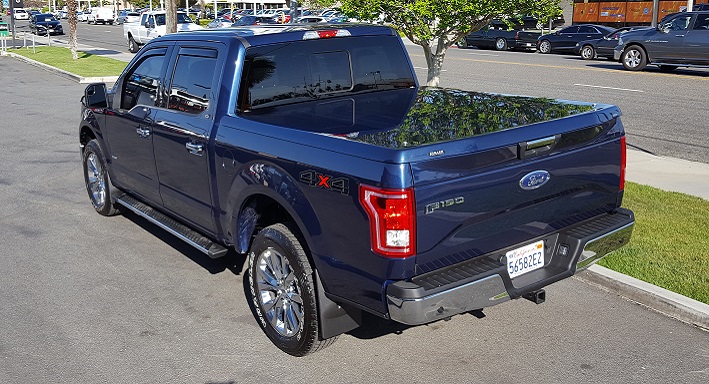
[578,26,596,34]
[140,13,147,25]
[666,15,692,31]
[561,26,579,34]
[694,15,709,30]
[121,55,165,110]
[167,50,217,115]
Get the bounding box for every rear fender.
[225,161,320,256]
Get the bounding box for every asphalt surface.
[1,30,709,383]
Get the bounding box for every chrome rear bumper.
[386,208,634,325]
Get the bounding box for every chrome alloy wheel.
[624,49,642,68]
[255,247,304,337]
[85,152,106,208]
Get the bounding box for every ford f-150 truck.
[80,24,634,356]
[123,11,202,53]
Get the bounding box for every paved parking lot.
[1,22,708,383]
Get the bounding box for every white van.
[88,7,115,25]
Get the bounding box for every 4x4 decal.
[299,170,349,195]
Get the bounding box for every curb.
[1,50,119,84]
[576,265,709,331]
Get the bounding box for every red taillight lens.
[620,136,626,191]
[360,185,416,258]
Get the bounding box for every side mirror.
[84,83,108,109]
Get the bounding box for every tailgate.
[411,110,625,273]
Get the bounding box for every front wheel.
[82,140,120,216]
[581,45,595,60]
[495,37,507,51]
[622,46,647,71]
[128,36,139,53]
[247,223,336,356]
[538,39,552,54]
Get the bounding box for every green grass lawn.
[600,182,709,304]
[10,46,127,77]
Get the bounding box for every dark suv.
[614,11,709,71]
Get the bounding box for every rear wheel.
[495,38,508,51]
[581,45,595,60]
[538,39,552,54]
[622,45,647,71]
[247,223,336,356]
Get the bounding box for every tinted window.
[239,36,416,111]
[167,51,217,114]
[121,55,165,110]
[663,15,692,30]
[694,14,709,30]
[577,26,596,34]
[561,26,579,34]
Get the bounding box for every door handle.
[136,126,150,138]
[186,142,204,156]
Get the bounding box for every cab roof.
[157,24,397,47]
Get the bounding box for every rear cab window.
[237,36,415,112]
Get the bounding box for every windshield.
[37,15,57,22]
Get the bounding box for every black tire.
[247,223,336,356]
[82,140,121,216]
[495,37,508,51]
[659,65,678,72]
[538,39,552,54]
[581,45,595,60]
[128,36,139,53]
[108,21,113,25]
[621,45,647,71]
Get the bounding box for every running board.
[115,195,229,259]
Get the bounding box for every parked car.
[116,10,140,25]
[29,13,63,35]
[537,24,615,54]
[614,11,709,71]
[77,11,89,22]
[491,15,565,30]
[14,9,30,20]
[296,16,328,23]
[124,11,203,53]
[87,7,115,25]
[464,25,542,51]
[231,15,279,26]
[206,17,232,28]
[574,27,647,60]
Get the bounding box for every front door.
[104,46,171,205]
[685,13,709,63]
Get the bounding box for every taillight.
[359,185,416,258]
[620,136,626,191]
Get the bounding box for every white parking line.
[466,52,500,57]
[574,84,644,93]
[413,66,447,72]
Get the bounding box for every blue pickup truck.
[80,24,634,356]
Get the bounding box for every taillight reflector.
[359,185,416,258]
[620,136,626,191]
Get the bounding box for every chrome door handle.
[186,142,204,156]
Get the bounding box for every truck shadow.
[346,310,486,339]
[121,210,247,275]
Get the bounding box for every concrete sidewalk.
[2,40,708,330]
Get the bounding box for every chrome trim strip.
[115,198,212,256]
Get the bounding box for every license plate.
[506,240,545,278]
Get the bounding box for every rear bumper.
[386,208,634,325]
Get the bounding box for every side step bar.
[115,195,229,259]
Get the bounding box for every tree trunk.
[421,45,445,87]
[166,0,178,35]
[67,0,78,60]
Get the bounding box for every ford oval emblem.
[519,170,551,190]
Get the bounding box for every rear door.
[684,13,709,63]
[151,44,222,234]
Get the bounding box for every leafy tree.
[341,0,561,86]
